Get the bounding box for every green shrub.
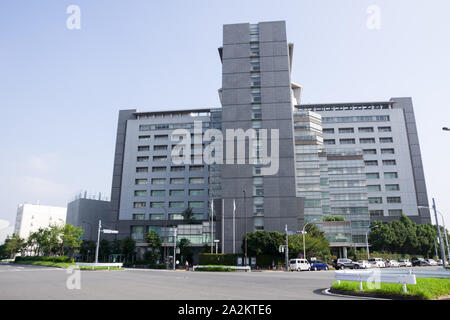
[199,253,241,266]
[195,265,237,272]
[15,256,72,263]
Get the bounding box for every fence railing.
[335,270,416,293]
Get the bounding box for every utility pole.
[232,199,236,254]
[173,227,177,271]
[432,198,447,269]
[285,224,289,272]
[210,200,214,254]
[243,190,247,266]
[95,220,101,264]
[222,199,225,254]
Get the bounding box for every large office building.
[14,203,67,239]
[109,21,430,258]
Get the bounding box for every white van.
[289,259,311,271]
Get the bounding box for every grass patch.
[14,260,74,269]
[195,265,239,272]
[78,266,123,271]
[332,278,450,300]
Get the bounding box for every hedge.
[195,266,237,272]
[15,256,73,263]
[198,253,241,266]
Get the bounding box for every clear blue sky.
[0,0,449,230]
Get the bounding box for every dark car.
[309,260,329,271]
[411,257,428,266]
[332,258,359,270]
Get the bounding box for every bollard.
[337,280,341,285]
[402,284,407,293]
[359,281,363,291]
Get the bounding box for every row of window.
[135,177,205,185]
[139,122,209,132]
[366,172,398,179]
[370,209,404,217]
[324,137,393,145]
[136,165,204,173]
[368,196,402,204]
[323,126,391,134]
[363,148,395,155]
[365,159,396,166]
[135,189,205,197]
[131,214,204,221]
[133,201,205,209]
[322,115,390,123]
[367,184,400,192]
[137,155,205,162]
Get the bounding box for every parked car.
[332,258,359,270]
[354,260,372,269]
[368,258,386,268]
[425,259,438,266]
[412,257,428,266]
[388,260,400,267]
[384,260,391,268]
[289,259,311,271]
[399,259,412,267]
[309,260,329,271]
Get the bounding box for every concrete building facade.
[14,204,67,239]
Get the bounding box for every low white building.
[14,204,67,239]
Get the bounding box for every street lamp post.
[301,222,312,260]
[95,220,101,264]
[436,210,450,265]
[366,225,379,260]
[419,201,447,269]
[173,227,177,271]
[243,190,247,266]
[285,224,289,272]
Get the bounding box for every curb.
[323,288,390,300]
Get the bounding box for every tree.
[288,224,331,260]
[4,234,26,258]
[99,239,112,262]
[182,207,194,221]
[62,224,83,257]
[145,232,162,264]
[243,231,284,257]
[177,238,192,263]
[80,240,96,262]
[121,237,136,262]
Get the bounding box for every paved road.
[0,264,440,300]
[0,264,351,300]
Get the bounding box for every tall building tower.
[219,21,303,253]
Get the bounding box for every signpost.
[95,220,119,264]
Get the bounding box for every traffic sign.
[102,229,119,234]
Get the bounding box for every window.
[189,201,203,208]
[133,202,146,208]
[135,179,148,185]
[138,146,150,152]
[381,148,395,154]
[305,199,321,208]
[370,210,384,217]
[388,209,403,217]
[382,160,396,166]
[364,160,378,166]
[363,149,377,155]
[151,178,166,185]
[323,128,335,134]
[137,156,149,162]
[136,167,148,173]
[358,127,374,133]
[150,202,165,208]
[154,145,168,151]
[152,166,166,172]
[139,125,151,132]
[339,128,354,134]
[387,197,401,203]
[169,214,184,220]
[131,226,145,240]
[151,190,165,197]
[139,135,150,141]
[254,187,264,196]
[169,201,184,208]
[189,178,204,184]
[367,185,381,191]
[189,165,204,171]
[369,197,382,204]
[366,173,380,179]
[153,156,167,161]
[320,178,328,185]
[360,138,376,144]
[324,139,336,145]
[170,190,184,196]
[253,167,262,175]
[189,189,204,196]
[252,120,262,128]
[385,184,400,191]
[378,126,392,132]
[170,178,185,184]
[132,214,145,220]
[154,134,168,140]
[149,214,163,220]
[134,190,147,197]
[384,172,398,179]
[339,138,355,144]
[380,137,393,143]
[171,166,185,172]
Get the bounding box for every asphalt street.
[0,263,352,300]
